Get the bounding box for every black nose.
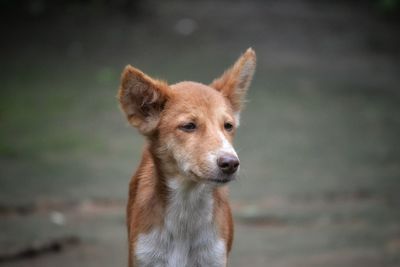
[217,154,240,174]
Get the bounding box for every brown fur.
[118,48,256,267]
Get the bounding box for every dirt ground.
[1,0,400,266]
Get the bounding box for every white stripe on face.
[218,131,237,157]
[207,131,238,167]
[234,112,240,127]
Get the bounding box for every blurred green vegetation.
[378,0,400,12]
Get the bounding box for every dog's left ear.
[210,48,256,112]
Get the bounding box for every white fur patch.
[207,131,238,168]
[234,113,240,127]
[219,132,237,157]
[135,179,226,267]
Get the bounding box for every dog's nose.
[217,154,240,174]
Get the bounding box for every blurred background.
[1,0,400,266]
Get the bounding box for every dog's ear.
[210,48,256,112]
[118,65,170,135]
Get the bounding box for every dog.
[117,48,256,267]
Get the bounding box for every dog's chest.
[135,181,226,267]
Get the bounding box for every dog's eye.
[179,122,197,132]
[224,122,234,131]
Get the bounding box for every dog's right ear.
[117,65,170,135]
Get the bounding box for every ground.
[0,0,400,266]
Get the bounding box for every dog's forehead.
[169,81,228,109]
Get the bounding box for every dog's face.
[157,82,239,184]
[118,49,256,185]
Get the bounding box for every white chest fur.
[135,179,226,267]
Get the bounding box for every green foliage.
[377,0,400,12]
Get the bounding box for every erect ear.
[210,48,256,112]
[117,65,170,135]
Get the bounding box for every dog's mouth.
[207,172,236,185]
[208,178,232,184]
[188,170,235,185]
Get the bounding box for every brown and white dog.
[117,48,256,267]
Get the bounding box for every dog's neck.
[165,177,215,229]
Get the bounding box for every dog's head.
[118,49,256,185]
